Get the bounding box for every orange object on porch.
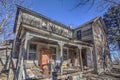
[40,48,52,75]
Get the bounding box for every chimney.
[68,25,72,30]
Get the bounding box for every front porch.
[16,32,94,80]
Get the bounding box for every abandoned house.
[13,5,111,80]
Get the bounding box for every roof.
[14,5,104,33]
[14,5,73,33]
[74,16,101,30]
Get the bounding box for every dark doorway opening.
[81,48,87,67]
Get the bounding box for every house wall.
[86,48,94,68]
[0,42,13,71]
[74,24,93,42]
[20,12,73,38]
[73,18,110,73]
[92,18,111,74]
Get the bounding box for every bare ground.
[0,65,120,80]
[83,65,120,80]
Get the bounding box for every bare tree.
[0,0,31,45]
[0,0,32,79]
[74,0,120,9]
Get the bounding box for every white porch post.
[58,41,64,75]
[17,45,23,80]
[18,33,28,80]
[78,46,83,71]
[22,33,28,79]
[26,33,33,61]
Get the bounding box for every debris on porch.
[25,64,94,80]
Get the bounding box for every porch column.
[58,41,64,75]
[18,33,29,80]
[22,33,29,79]
[78,46,83,71]
[17,44,23,80]
[18,37,26,80]
[90,47,94,68]
[26,33,33,60]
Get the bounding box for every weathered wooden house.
[13,6,111,80]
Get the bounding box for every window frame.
[63,47,68,61]
[42,21,48,30]
[27,43,38,63]
[50,46,57,60]
[77,30,82,40]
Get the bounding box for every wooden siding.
[92,19,111,73]
[74,24,93,42]
[20,12,73,38]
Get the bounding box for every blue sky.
[29,0,108,28]
[0,0,109,42]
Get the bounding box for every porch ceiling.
[30,37,79,48]
[30,36,58,45]
[30,37,78,48]
[28,33,92,49]
[64,44,78,48]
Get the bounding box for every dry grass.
[82,65,120,80]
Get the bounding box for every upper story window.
[49,23,53,31]
[42,21,47,30]
[49,23,57,32]
[77,30,81,40]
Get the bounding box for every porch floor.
[25,66,93,80]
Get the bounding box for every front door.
[81,48,87,67]
[40,48,52,75]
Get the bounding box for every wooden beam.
[78,46,83,71]
[58,41,64,75]
[90,47,94,68]
[22,33,29,79]
[17,45,23,80]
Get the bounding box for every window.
[77,30,81,40]
[50,47,56,60]
[63,49,67,60]
[49,24,54,31]
[42,21,47,29]
[29,44,37,60]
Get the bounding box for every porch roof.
[27,31,93,48]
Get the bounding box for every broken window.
[42,21,47,29]
[77,30,81,40]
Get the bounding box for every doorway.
[81,48,87,67]
[40,48,52,75]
